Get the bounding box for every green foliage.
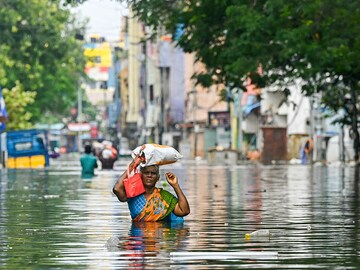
[3,83,36,130]
[0,0,87,124]
[128,1,359,90]
[126,0,360,161]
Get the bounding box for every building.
[83,34,114,139]
[116,14,355,163]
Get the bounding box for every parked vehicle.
[6,129,50,169]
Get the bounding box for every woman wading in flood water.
[112,155,190,222]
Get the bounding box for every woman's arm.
[113,158,138,202]
[165,172,190,217]
[113,148,145,202]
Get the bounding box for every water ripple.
[0,161,359,269]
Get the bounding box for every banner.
[0,87,8,132]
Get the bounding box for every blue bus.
[6,129,50,169]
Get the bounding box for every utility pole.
[159,66,170,144]
[159,67,164,144]
[77,81,82,153]
[193,88,198,158]
[74,32,84,153]
[237,89,243,152]
[309,95,315,163]
[192,60,198,158]
[143,36,148,143]
[103,87,107,139]
[163,67,170,134]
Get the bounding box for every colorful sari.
[127,188,183,222]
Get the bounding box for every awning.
[243,102,261,116]
[67,123,91,132]
[242,94,260,116]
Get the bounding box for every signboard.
[67,123,91,132]
[208,111,230,128]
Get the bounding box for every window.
[100,81,108,89]
[15,142,32,151]
[149,85,154,101]
[94,56,101,63]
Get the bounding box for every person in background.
[80,144,98,179]
[112,155,190,222]
[301,137,314,164]
[247,148,261,161]
[99,141,118,169]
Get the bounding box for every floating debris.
[43,195,61,199]
[170,251,278,260]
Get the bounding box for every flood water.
[0,155,359,269]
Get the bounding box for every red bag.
[123,163,145,198]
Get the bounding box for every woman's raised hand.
[165,172,178,187]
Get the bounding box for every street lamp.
[187,89,198,157]
[75,33,84,153]
[77,81,83,153]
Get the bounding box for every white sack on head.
[132,144,183,166]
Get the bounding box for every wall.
[286,83,311,135]
[127,11,142,124]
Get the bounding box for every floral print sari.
[127,188,182,222]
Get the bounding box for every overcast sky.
[71,0,128,43]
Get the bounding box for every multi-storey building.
[116,14,354,163]
[83,34,114,139]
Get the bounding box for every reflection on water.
[123,221,189,253]
[106,221,190,269]
[0,158,359,269]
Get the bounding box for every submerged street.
[1,1,359,269]
[0,155,359,269]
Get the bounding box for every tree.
[0,0,87,125]
[3,83,36,130]
[125,0,360,163]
